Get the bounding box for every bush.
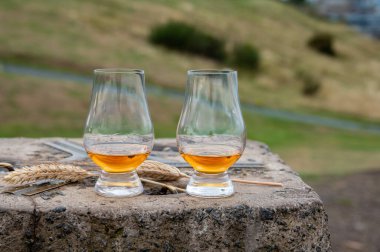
[149,21,226,61]
[231,43,260,70]
[307,32,336,57]
[296,70,322,96]
[288,0,306,5]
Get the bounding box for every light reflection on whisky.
[181,152,241,174]
[85,143,150,173]
[88,152,149,173]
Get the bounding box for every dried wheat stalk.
[2,163,91,185]
[1,162,188,192]
[2,161,282,188]
[0,162,13,169]
[137,160,189,181]
[137,161,282,186]
[140,178,186,193]
[2,161,187,185]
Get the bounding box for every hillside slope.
[1,0,380,119]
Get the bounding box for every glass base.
[95,170,143,197]
[186,171,234,198]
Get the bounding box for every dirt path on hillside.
[2,63,380,134]
[310,170,380,252]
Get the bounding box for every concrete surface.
[0,138,331,251]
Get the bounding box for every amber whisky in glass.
[177,70,246,198]
[84,69,154,197]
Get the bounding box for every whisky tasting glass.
[177,70,246,198]
[84,69,154,197]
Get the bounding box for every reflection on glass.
[84,69,154,197]
[177,70,246,198]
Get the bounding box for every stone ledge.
[0,138,331,251]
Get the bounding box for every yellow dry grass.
[1,0,380,120]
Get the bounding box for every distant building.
[307,0,380,38]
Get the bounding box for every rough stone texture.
[0,138,331,251]
[0,194,35,251]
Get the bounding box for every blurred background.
[0,0,379,251]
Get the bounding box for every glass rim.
[188,69,237,75]
[94,68,144,74]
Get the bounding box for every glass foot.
[186,171,234,198]
[95,170,143,197]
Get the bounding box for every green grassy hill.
[1,0,380,120]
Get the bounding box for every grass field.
[1,73,379,180]
[1,0,380,120]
